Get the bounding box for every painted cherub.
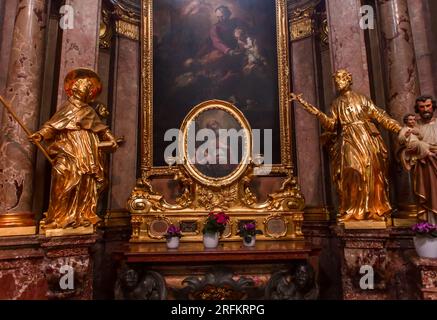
[233,26,267,74]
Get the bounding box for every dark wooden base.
[112,241,320,300]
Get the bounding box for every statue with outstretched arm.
[291,69,401,224]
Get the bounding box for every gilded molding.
[100,7,114,49]
[115,20,139,40]
[319,17,329,46]
[140,0,294,174]
[113,0,140,23]
[112,0,140,40]
[290,6,315,41]
[179,100,252,188]
[128,0,305,243]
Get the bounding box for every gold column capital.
[289,5,316,41]
[113,2,140,41]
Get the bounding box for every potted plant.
[237,222,263,247]
[202,212,230,248]
[412,222,437,258]
[165,225,182,249]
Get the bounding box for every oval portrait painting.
[181,100,251,186]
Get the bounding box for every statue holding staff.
[2,68,119,230]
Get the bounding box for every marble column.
[291,35,326,211]
[0,0,48,234]
[107,35,140,212]
[0,0,19,121]
[378,0,420,220]
[407,0,436,97]
[326,0,371,96]
[378,0,420,122]
[429,0,437,93]
[56,0,102,105]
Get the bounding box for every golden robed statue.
[291,69,401,223]
[30,68,118,230]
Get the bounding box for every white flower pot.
[243,236,256,247]
[414,237,437,258]
[166,236,180,249]
[203,232,219,249]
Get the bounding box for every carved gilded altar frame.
[128,0,305,243]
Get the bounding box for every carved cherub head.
[293,264,314,292]
[120,268,140,290]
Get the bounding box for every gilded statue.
[29,68,118,230]
[291,69,401,223]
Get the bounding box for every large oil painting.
[152,0,283,167]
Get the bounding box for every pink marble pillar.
[292,36,325,209]
[407,0,436,97]
[378,0,420,215]
[56,0,102,105]
[108,36,140,211]
[326,0,370,96]
[0,0,19,121]
[0,0,47,228]
[378,0,420,122]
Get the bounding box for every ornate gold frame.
[140,0,293,176]
[128,0,305,243]
[180,100,252,188]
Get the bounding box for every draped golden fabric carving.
[291,70,401,222]
[31,69,118,230]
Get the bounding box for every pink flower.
[203,212,230,235]
[216,212,230,225]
